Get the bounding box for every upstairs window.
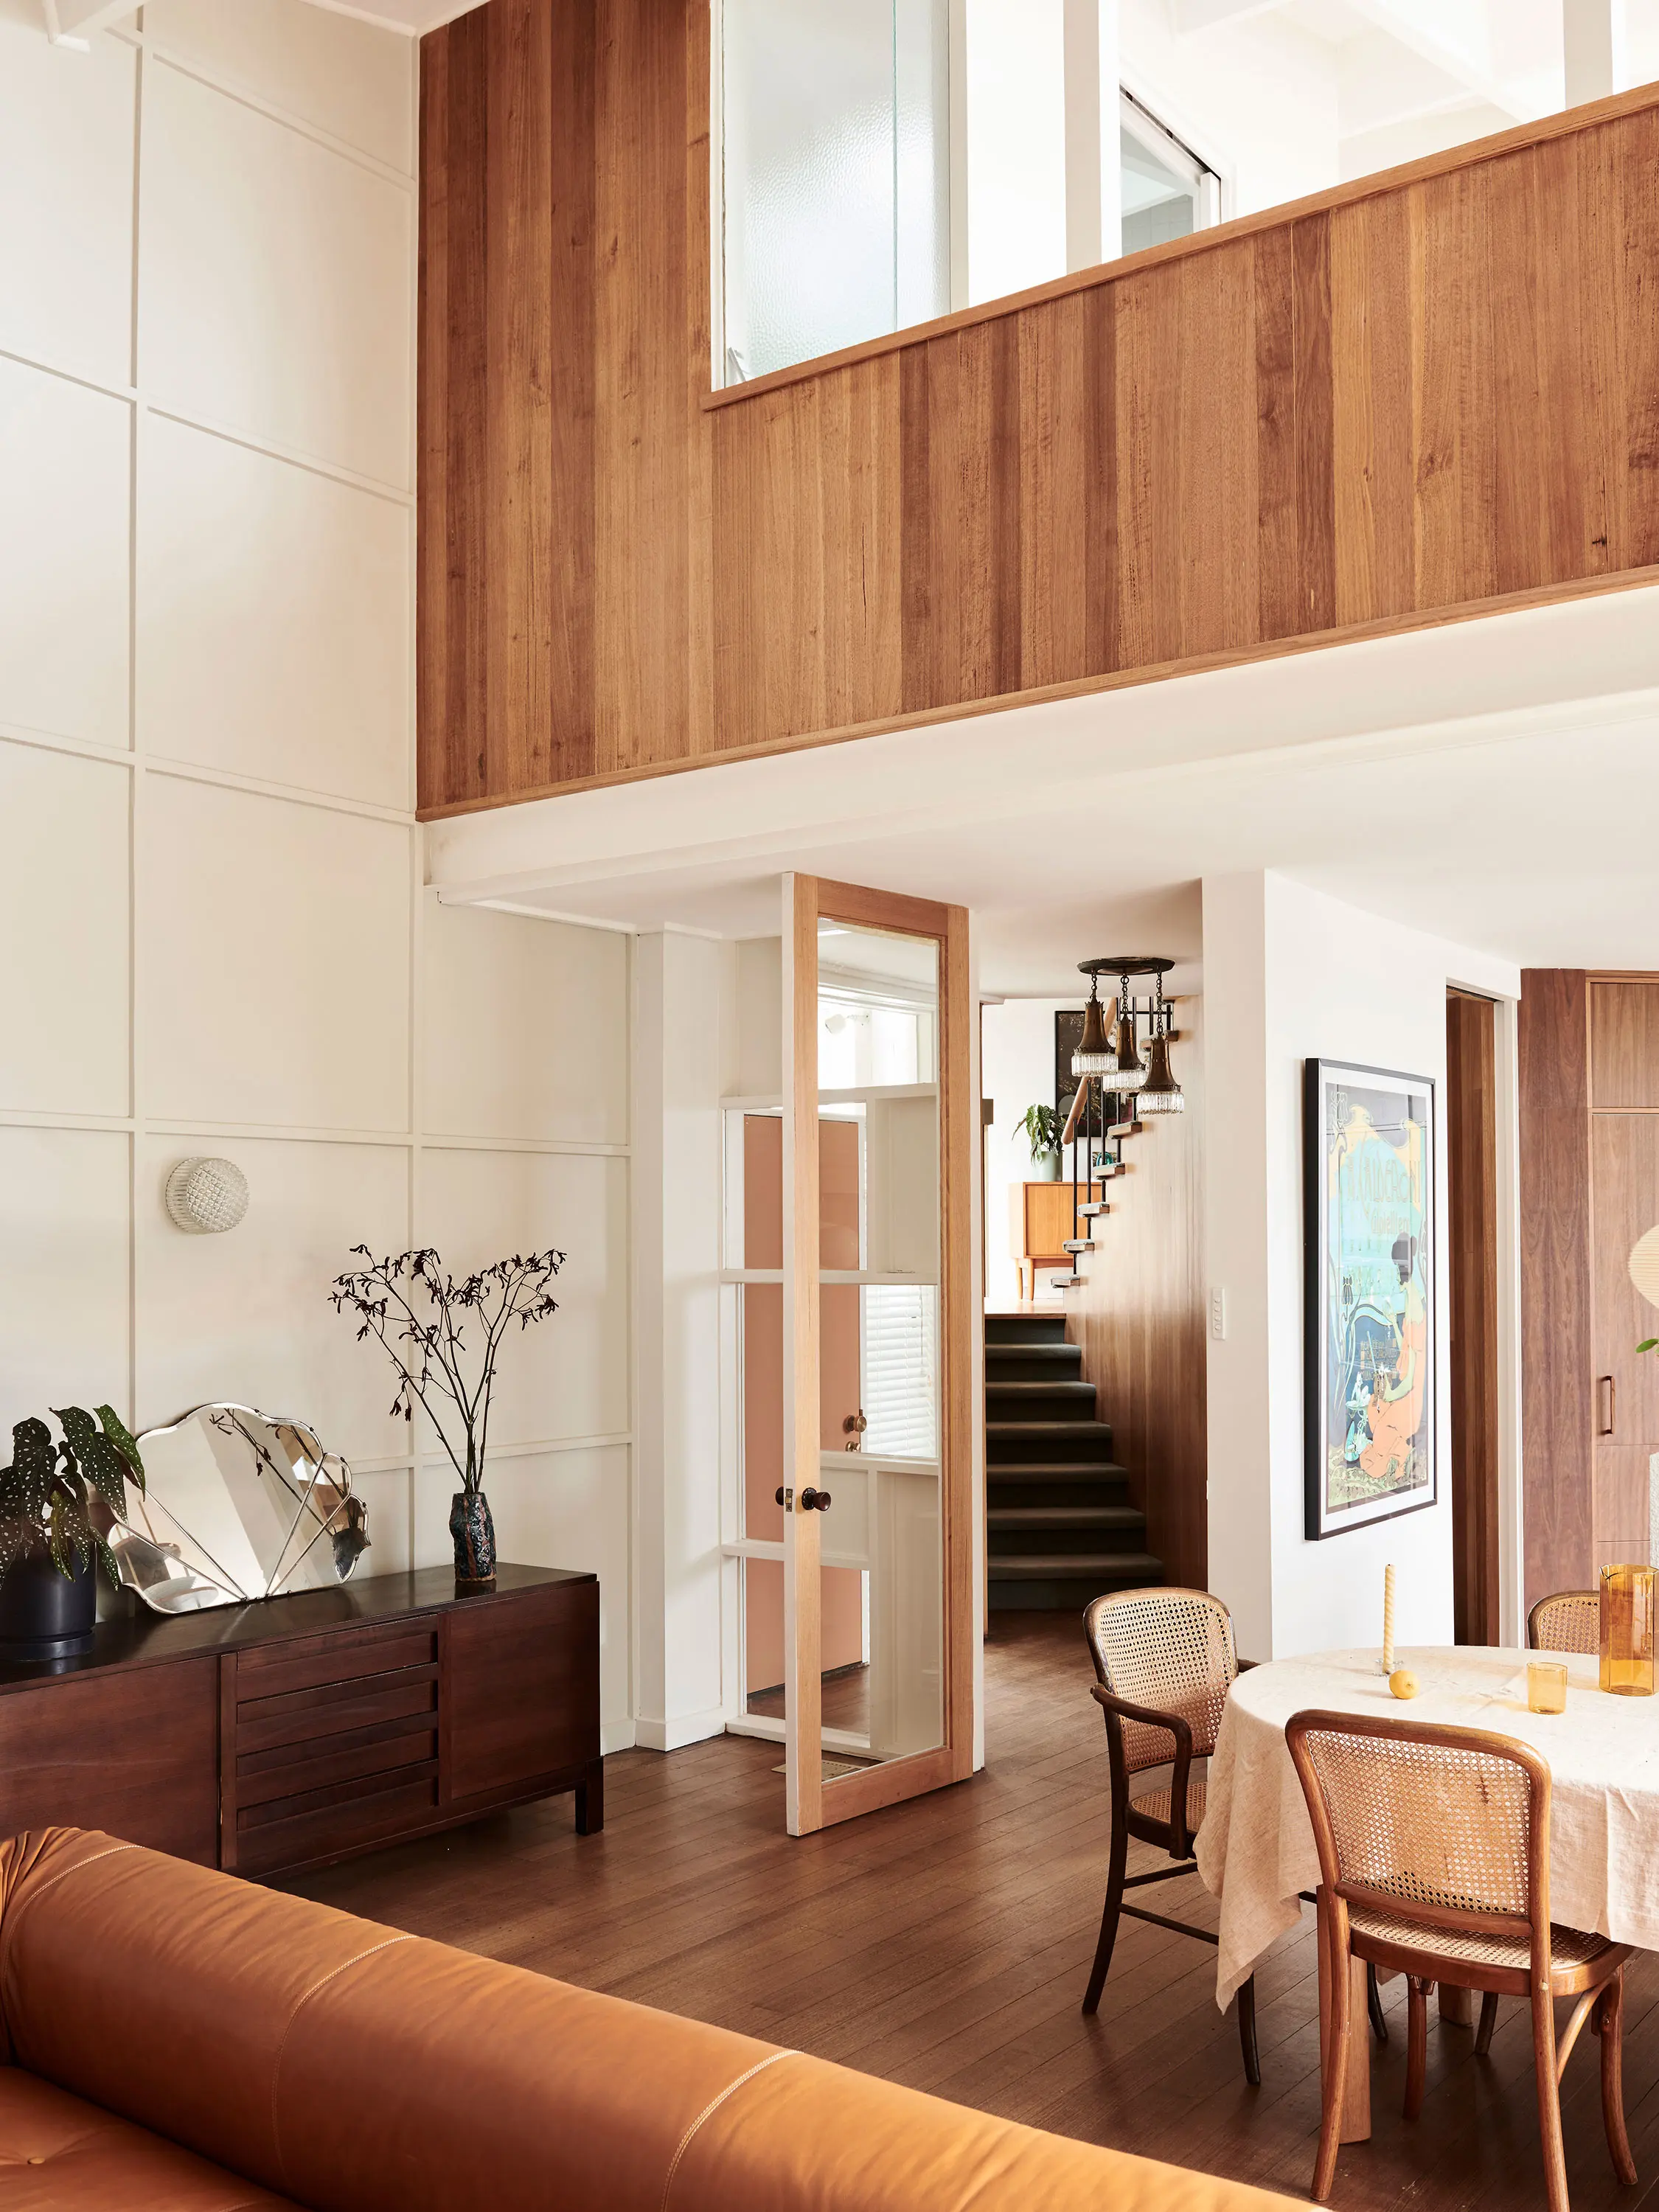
[1120,91,1220,256]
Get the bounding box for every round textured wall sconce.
[164,1156,249,1235]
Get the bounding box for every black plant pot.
[449,1489,497,1592]
[0,1551,96,1663]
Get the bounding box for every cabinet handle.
[1599,1375,1616,1438]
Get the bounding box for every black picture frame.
[1303,1056,1437,1541]
[1054,1010,1083,1134]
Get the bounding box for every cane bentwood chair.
[1287,1710,1635,2212]
[1528,1590,1601,1656]
[1082,1587,1260,2083]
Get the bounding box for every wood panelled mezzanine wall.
[417,11,1659,818]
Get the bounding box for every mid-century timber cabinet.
[0,1564,601,1877]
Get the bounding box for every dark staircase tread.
[988,1505,1146,1529]
[986,1423,1114,1449]
[984,1343,1081,1362]
[985,1459,1130,1479]
[985,1381,1098,1402]
[989,1551,1163,1579]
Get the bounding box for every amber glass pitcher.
[1600,1564,1655,1696]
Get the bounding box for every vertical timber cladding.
[417,0,708,806]
[417,31,1659,817]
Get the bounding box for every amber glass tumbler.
[1600,1564,1655,1696]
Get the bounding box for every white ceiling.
[428,585,1659,997]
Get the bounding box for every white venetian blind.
[861,1286,939,1460]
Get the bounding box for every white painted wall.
[0,0,635,1747]
[1202,872,1519,1663]
[633,931,726,1750]
[980,998,1082,1307]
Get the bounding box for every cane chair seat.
[1528,1590,1601,1656]
[1133,1779,1206,1834]
[1346,1904,1617,1977]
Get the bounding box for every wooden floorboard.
[284,1612,1658,2208]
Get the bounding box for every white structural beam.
[41,0,136,46]
[1563,0,1628,102]
[1062,0,1122,273]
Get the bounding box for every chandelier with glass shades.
[1071,956,1183,1116]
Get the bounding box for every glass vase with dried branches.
[331,1245,563,1590]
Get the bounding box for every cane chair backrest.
[1287,1711,1548,1936]
[1528,1590,1600,1656]
[1083,1587,1238,1775]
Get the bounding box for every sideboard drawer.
[223,1621,441,1874]
[237,1621,437,1703]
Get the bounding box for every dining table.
[1194,1642,1659,2139]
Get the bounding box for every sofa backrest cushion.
[0,1830,1300,2212]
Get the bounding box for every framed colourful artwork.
[1304,1057,1437,1541]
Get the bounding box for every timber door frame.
[782,873,975,1834]
[1447,987,1502,1644]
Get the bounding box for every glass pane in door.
[810,917,943,1783]
[737,1111,787,1723]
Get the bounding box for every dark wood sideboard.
[0,1563,601,1879]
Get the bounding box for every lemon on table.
[1388,1668,1420,1700]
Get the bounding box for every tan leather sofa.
[0,1828,1296,2211]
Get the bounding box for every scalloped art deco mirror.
[97,1405,369,1615]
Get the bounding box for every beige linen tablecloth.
[1194,1644,1659,2007]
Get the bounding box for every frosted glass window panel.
[723,0,950,383]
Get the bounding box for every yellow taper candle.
[1382,1562,1397,1675]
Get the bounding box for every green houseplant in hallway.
[331,1246,564,1591]
[1018,1102,1062,1182]
[0,1406,145,1660]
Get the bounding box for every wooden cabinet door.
[0,1659,218,1863]
[1592,982,1659,1110]
[1026,1182,1070,1257]
[445,1581,599,1805]
[1592,1113,1659,1569]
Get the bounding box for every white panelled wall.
[0,0,636,1748]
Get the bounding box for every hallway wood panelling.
[1518,971,1595,1607]
[1446,990,1500,1644]
[417,0,709,801]
[417,17,1659,817]
[1519,974,1659,1607]
[1067,1001,1206,1595]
